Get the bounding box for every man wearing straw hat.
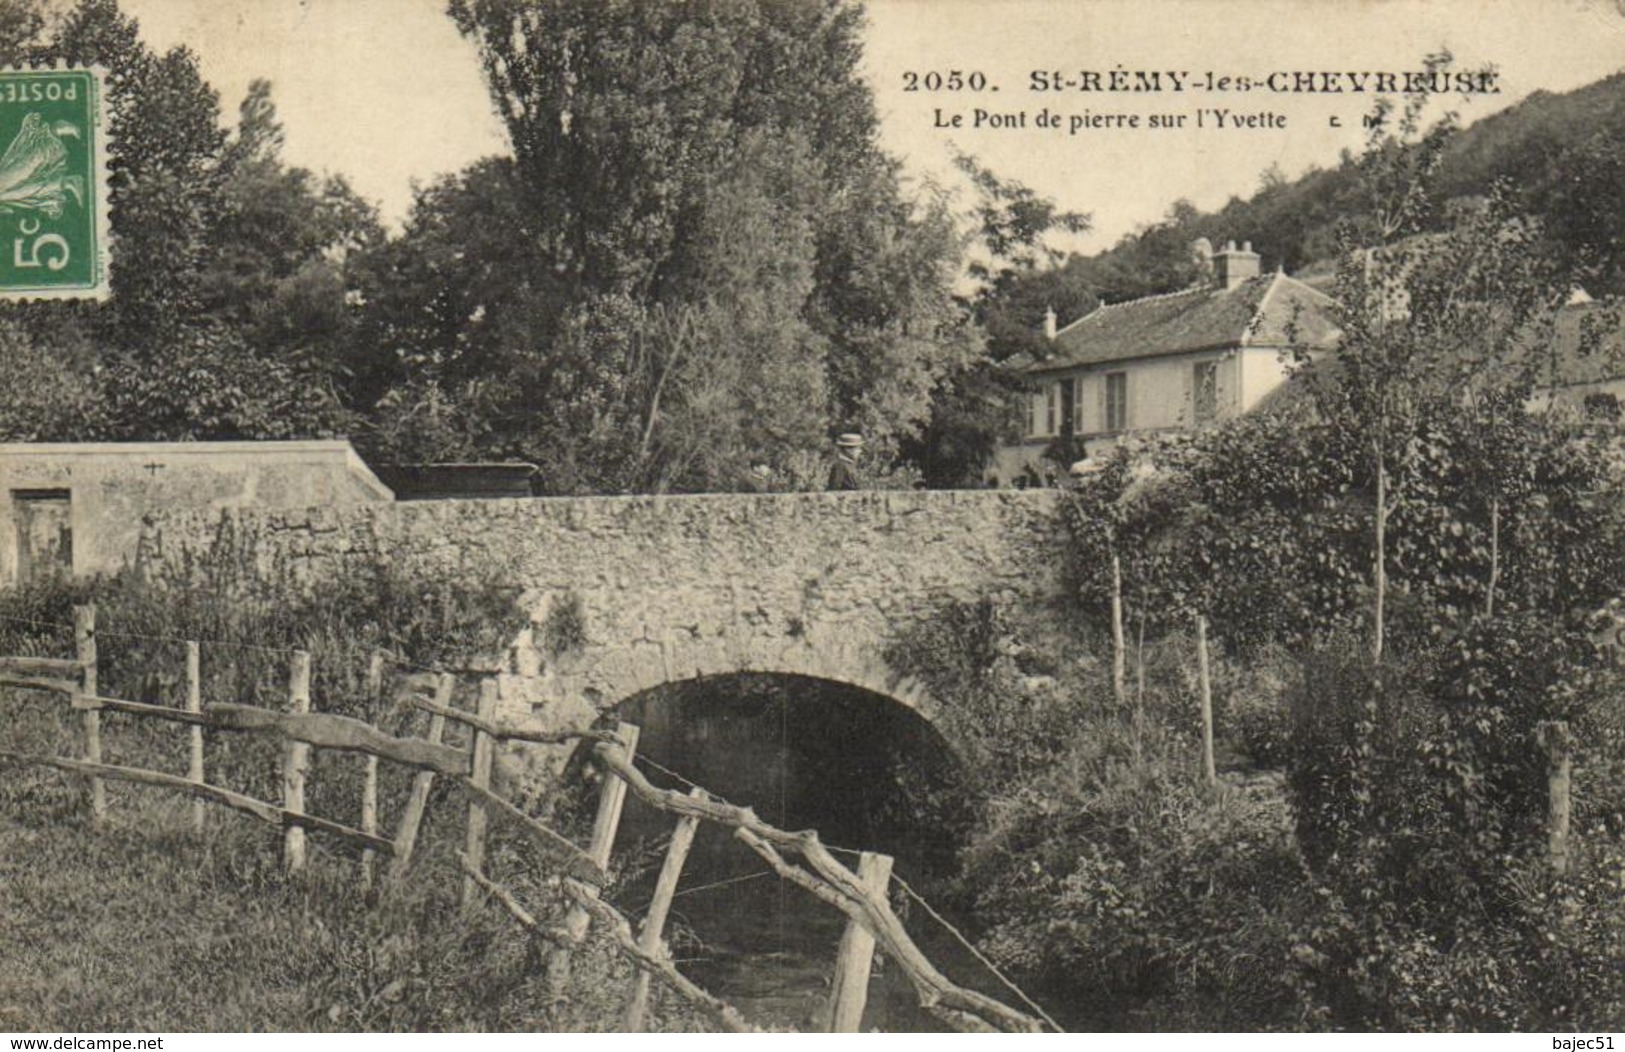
[827,432,864,491]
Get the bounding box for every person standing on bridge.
[827,433,865,491]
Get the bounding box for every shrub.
[1279,619,1625,1030]
[961,755,1307,1030]
[889,599,1311,1030]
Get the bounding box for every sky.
[116,0,1625,251]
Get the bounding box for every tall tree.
[410,0,974,489]
[900,155,1092,487]
[0,2,381,442]
[50,0,226,351]
[1299,53,1476,667]
[953,151,1093,364]
[628,129,829,491]
[192,78,379,438]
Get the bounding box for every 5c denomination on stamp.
[0,66,108,300]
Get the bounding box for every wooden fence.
[0,604,1050,1034]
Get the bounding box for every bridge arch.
[589,662,975,1027]
[568,634,942,725]
[525,631,943,734]
[591,662,972,881]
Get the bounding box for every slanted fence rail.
[0,604,1051,1034]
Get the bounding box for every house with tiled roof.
[988,241,1341,486]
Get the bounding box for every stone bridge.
[138,490,1067,741]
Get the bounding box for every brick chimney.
[1213,240,1261,290]
[1043,305,1057,340]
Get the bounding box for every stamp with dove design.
[0,67,108,300]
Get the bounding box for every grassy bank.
[0,568,708,1034]
[0,780,707,1033]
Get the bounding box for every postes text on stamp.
[0,67,108,300]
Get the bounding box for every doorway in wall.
[12,489,72,584]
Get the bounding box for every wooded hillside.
[1054,71,1625,308]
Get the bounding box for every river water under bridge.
[597,674,996,1031]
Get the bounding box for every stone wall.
[138,489,1068,748]
[0,441,392,585]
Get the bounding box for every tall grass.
[0,804,706,1031]
[0,566,709,1032]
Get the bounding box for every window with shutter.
[1106,372,1128,432]
[1193,361,1219,423]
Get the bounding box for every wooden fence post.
[1195,612,1216,790]
[548,721,640,995]
[1539,720,1573,877]
[623,787,706,1032]
[824,851,894,1033]
[461,677,500,908]
[1110,552,1126,706]
[186,641,204,833]
[359,650,386,892]
[284,650,312,873]
[74,604,104,822]
[366,650,386,699]
[360,755,380,891]
[389,672,452,882]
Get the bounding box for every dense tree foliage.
[898,155,1094,488]
[946,352,1625,1030]
[0,0,376,442]
[1061,68,1625,304]
[332,0,975,491]
[922,71,1625,1031]
[0,0,982,488]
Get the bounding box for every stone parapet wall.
[137,489,1069,761]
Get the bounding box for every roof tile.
[1026,272,1340,373]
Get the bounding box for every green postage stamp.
[0,67,108,300]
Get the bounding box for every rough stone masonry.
[138,489,1068,772]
